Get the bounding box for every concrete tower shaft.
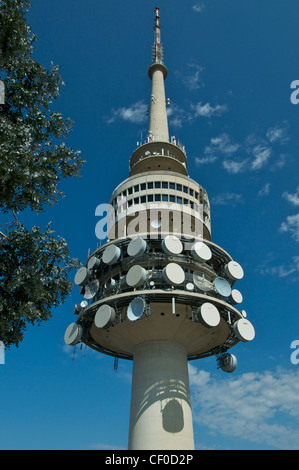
[148,63,169,143]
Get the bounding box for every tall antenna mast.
[153,6,163,64]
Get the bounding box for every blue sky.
[1,0,299,450]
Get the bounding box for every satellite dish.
[151,219,161,229]
[84,279,100,299]
[225,261,244,281]
[73,300,88,315]
[94,304,116,329]
[127,297,146,321]
[193,272,213,292]
[87,256,101,271]
[230,289,243,305]
[74,267,91,286]
[162,263,185,285]
[233,318,255,342]
[127,237,147,257]
[126,265,147,287]
[191,242,212,262]
[214,277,232,297]
[186,282,195,292]
[102,244,121,265]
[197,302,220,328]
[218,353,237,373]
[162,235,183,256]
[64,323,83,345]
[105,278,116,290]
[241,310,247,318]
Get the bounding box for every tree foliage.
[0,224,80,347]
[0,0,84,348]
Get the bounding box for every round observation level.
[107,171,211,241]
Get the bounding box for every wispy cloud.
[106,100,147,124]
[258,183,271,197]
[192,101,228,118]
[211,192,243,206]
[167,104,192,128]
[195,155,217,166]
[260,255,299,278]
[266,124,289,144]
[176,63,205,91]
[189,365,299,450]
[196,123,289,174]
[280,213,299,241]
[192,3,205,13]
[283,186,299,206]
[251,145,272,170]
[222,159,248,174]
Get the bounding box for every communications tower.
[64,7,255,450]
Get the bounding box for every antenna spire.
[148,7,169,142]
[153,6,163,64]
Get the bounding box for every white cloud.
[280,213,299,241]
[258,183,271,197]
[189,365,299,450]
[266,124,289,144]
[195,155,217,166]
[209,133,239,155]
[167,104,192,128]
[259,255,299,279]
[251,145,272,170]
[107,100,147,124]
[192,3,205,13]
[211,192,243,206]
[283,186,299,206]
[192,102,228,118]
[222,159,248,174]
[177,63,205,91]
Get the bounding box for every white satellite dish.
[214,277,232,297]
[102,244,121,265]
[225,261,244,281]
[64,323,83,346]
[105,278,116,290]
[162,263,185,285]
[219,353,238,373]
[126,265,147,287]
[197,302,220,328]
[230,289,243,305]
[162,235,183,256]
[84,279,100,299]
[151,219,161,229]
[193,272,213,292]
[233,318,255,342]
[191,242,212,262]
[73,300,88,315]
[87,256,101,271]
[74,267,91,286]
[127,297,146,321]
[186,282,195,292]
[127,237,147,257]
[241,310,247,318]
[94,304,116,329]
